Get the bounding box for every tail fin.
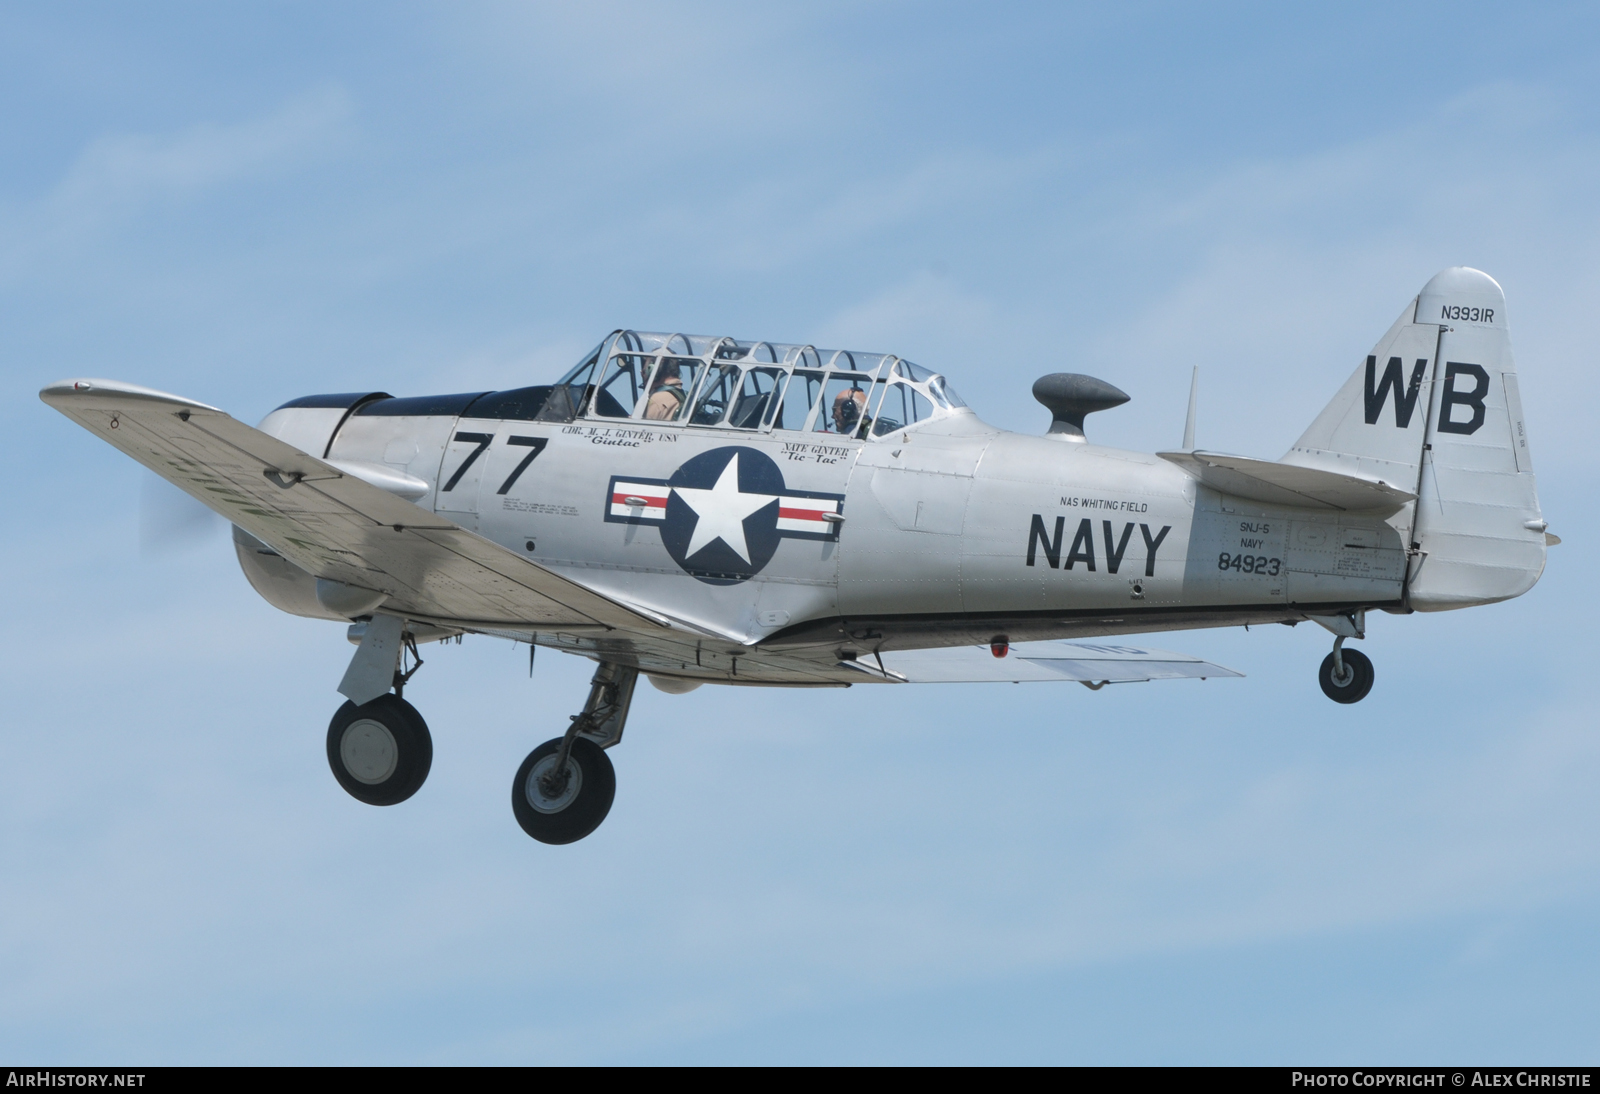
[1284,268,1546,611]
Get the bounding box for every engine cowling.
[233,525,349,621]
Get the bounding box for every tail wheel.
[1318,648,1374,704]
[326,694,433,805]
[512,737,616,845]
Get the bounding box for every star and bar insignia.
[604,446,844,585]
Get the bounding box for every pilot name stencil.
[562,424,681,446]
[781,441,851,465]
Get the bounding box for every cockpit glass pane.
[871,382,934,436]
[773,369,824,431]
[557,342,604,387]
[592,353,651,418]
[688,363,739,426]
[927,374,966,408]
[641,357,700,421]
[727,367,784,429]
[561,332,968,425]
[815,373,871,437]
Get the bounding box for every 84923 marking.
[1219,552,1281,576]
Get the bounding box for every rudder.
[1407,268,1544,610]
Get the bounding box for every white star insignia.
[672,454,777,563]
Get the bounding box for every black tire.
[326,695,433,805]
[511,737,616,845]
[1318,648,1375,704]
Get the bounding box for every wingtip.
[40,378,222,413]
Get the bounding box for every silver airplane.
[42,267,1551,844]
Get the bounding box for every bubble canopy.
[554,330,968,439]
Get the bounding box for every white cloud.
[1072,81,1600,461]
[813,268,996,353]
[0,87,353,281]
[55,88,353,206]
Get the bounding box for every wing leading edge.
[40,378,658,633]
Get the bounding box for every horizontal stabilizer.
[867,640,1242,685]
[1157,450,1415,512]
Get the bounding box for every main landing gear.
[327,693,433,805]
[326,616,638,844]
[1310,610,1374,704]
[512,661,636,845]
[327,615,435,805]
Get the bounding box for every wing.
[868,640,1242,684]
[41,378,658,633]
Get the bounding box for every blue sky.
[3,2,1599,1063]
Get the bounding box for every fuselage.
[245,332,1406,655]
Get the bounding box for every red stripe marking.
[779,506,831,521]
[612,492,667,508]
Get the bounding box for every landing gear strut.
[327,614,435,804]
[512,661,637,845]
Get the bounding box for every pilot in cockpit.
[831,387,867,435]
[644,361,686,421]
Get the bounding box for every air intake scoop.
[1032,373,1130,442]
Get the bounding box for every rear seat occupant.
[832,387,867,435]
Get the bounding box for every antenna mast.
[1182,367,1198,450]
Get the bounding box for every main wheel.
[326,694,433,805]
[512,736,616,845]
[1318,648,1374,704]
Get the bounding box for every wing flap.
[878,640,1242,684]
[42,379,658,631]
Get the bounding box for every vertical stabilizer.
[1282,296,1437,491]
[1284,268,1545,611]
